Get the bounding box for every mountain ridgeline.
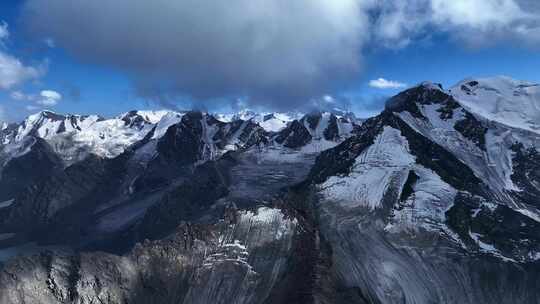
[0,76,539,304]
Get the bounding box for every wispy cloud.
[369,78,407,89]
[0,22,8,41]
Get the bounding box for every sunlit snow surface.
[1,110,171,163]
[451,76,540,134]
[215,109,303,132]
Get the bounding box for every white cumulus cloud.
[37,90,62,106]
[369,78,407,89]
[0,21,44,90]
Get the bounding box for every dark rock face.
[323,115,340,141]
[0,137,63,202]
[510,143,540,207]
[136,160,232,240]
[0,123,20,145]
[304,112,322,130]
[446,192,540,262]
[219,120,268,150]
[436,98,461,120]
[454,112,488,150]
[273,112,354,149]
[385,83,449,119]
[388,115,484,195]
[120,110,151,129]
[275,120,312,149]
[139,112,213,189]
[0,153,128,245]
[308,115,385,184]
[398,170,419,203]
[156,111,205,166]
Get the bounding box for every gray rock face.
[0,205,301,304]
[510,143,540,207]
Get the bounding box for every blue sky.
[1,0,540,121]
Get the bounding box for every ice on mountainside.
[451,76,540,134]
[321,126,415,209]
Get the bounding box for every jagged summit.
[384,80,453,117]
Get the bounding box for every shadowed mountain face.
[1,78,540,304]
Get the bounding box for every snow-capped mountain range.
[0,76,539,304]
[0,108,357,162]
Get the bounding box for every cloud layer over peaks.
[23,0,367,110]
[21,0,540,109]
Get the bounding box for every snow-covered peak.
[451,76,540,133]
[3,110,165,162]
[215,109,303,132]
[15,111,102,141]
[118,110,174,124]
[215,109,259,122]
[301,111,354,140]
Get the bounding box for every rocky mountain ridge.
[0,77,539,304]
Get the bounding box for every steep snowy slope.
[451,76,540,134]
[306,82,540,303]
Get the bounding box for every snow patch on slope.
[237,207,297,246]
[320,126,415,209]
[152,112,184,139]
[387,166,457,233]
[397,105,516,195]
[128,110,171,124]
